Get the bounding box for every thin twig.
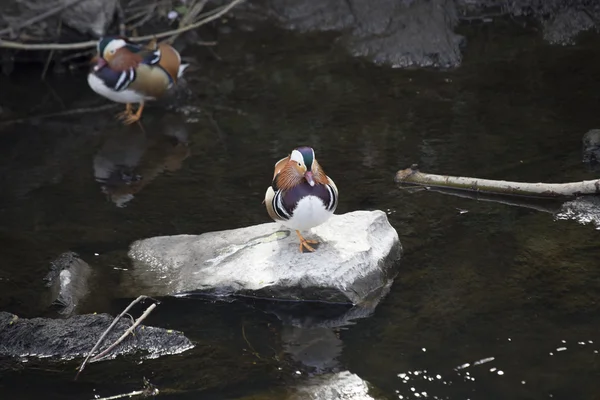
[0,0,243,50]
[127,5,157,30]
[94,378,159,400]
[43,81,66,109]
[0,38,97,51]
[0,104,118,127]
[0,0,87,37]
[125,0,170,13]
[125,7,154,24]
[59,48,95,62]
[89,303,157,363]
[128,0,243,41]
[404,186,562,214]
[241,323,261,359]
[205,111,227,150]
[206,45,223,61]
[94,390,145,400]
[165,0,209,45]
[74,295,151,380]
[41,20,62,80]
[116,1,127,37]
[41,49,55,79]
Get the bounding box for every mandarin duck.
[87,36,188,125]
[264,146,339,252]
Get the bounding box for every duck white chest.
[281,195,334,232]
[87,73,148,104]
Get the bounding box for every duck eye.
[297,162,302,167]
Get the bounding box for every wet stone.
[0,312,193,360]
[290,371,383,400]
[582,129,600,170]
[44,252,92,316]
[253,0,464,68]
[123,210,402,305]
[229,0,600,68]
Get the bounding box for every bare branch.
[75,295,153,380]
[0,0,243,50]
[89,303,157,363]
[395,164,600,199]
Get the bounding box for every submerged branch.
[0,104,118,127]
[395,165,600,199]
[412,186,563,214]
[95,378,159,400]
[94,390,145,400]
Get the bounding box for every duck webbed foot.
[116,103,133,121]
[118,103,145,125]
[295,230,319,253]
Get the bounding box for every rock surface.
[43,252,92,316]
[458,0,600,46]
[229,0,600,68]
[582,129,600,171]
[0,311,193,360]
[124,210,401,305]
[240,0,464,68]
[61,0,117,37]
[1,0,117,38]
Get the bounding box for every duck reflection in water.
[93,114,190,207]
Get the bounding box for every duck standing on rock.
[265,146,339,252]
[87,36,188,125]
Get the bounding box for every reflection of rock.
[282,326,342,372]
[582,129,600,171]
[94,117,191,207]
[463,0,600,46]
[243,279,392,371]
[252,276,394,328]
[542,8,595,45]
[240,278,393,372]
[556,196,600,230]
[123,210,401,304]
[0,311,193,361]
[290,371,381,400]
[0,120,106,203]
[43,252,92,317]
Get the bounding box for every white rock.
[124,210,401,304]
[290,371,381,400]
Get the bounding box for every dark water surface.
[1,19,600,399]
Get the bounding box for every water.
[1,19,600,399]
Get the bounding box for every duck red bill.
[304,171,315,186]
[92,56,107,69]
